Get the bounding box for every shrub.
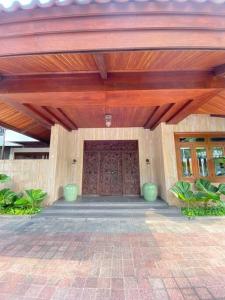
[170,179,225,217]
[0,174,10,183]
[14,189,47,209]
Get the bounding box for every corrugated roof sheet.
[0,0,225,13]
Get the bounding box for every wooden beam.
[211,114,225,118]
[43,107,78,130]
[144,103,174,129]
[0,71,223,94]
[167,92,218,124]
[93,53,107,80]
[150,103,176,130]
[0,4,225,56]
[213,64,225,77]
[56,108,78,130]
[41,106,71,131]
[144,106,159,129]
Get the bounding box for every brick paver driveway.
[0,215,225,300]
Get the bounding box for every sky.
[5,130,37,142]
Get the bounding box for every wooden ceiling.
[0,51,225,75]
[0,50,224,142]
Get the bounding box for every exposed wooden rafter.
[144,106,159,129]
[210,114,225,118]
[43,107,78,130]
[213,64,225,77]
[0,97,53,130]
[41,106,71,131]
[167,92,219,124]
[56,108,78,130]
[93,53,107,80]
[150,103,176,130]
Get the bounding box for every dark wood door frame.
[82,140,140,196]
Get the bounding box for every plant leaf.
[195,179,220,201]
[170,181,196,202]
[0,174,10,184]
[218,184,225,195]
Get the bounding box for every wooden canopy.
[0,1,225,142]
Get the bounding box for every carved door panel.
[82,140,140,196]
[99,151,123,195]
[82,151,99,195]
[123,151,140,195]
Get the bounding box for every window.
[175,133,225,182]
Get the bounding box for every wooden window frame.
[174,132,225,183]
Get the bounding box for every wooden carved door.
[82,140,140,196]
[99,151,123,195]
[123,151,140,195]
[82,151,99,195]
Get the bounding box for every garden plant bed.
[0,207,41,216]
[181,205,225,217]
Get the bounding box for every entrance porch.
[37,195,180,219]
[0,1,224,207]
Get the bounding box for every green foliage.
[25,189,47,208]
[0,189,17,208]
[195,179,220,202]
[181,206,225,217]
[0,173,47,215]
[170,181,196,203]
[218,184,225,195]
[14,197,30,209]
[171,178,225,217]
[0,174,10,183]
[0,207,40,215]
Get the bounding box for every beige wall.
[157,114,225,205]
[48,124,75,204]
[0,159,50,203]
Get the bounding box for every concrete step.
[43,207,177,213]
[38,198,181,219]
[40,207,180,218]
[53,200,168,209]
[50,204,169,210]
[37,213,181,219]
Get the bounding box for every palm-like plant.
[15,189,47,209]
[170,179,225,209]
[0,174,10,184]
[0,188,17,208]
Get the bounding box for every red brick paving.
[0,217,225,299]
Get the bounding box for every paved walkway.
[0,205,225,299]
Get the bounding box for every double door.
[82,141,140,196]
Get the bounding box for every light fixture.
[146,158,150,165]
[105,114,112,128]
[72,159,77,165]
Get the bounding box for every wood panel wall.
[48,124,75,204]
[0,160,50,204]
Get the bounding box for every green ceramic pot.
[142,183,158,202]
[64,184,78,202]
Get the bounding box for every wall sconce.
[105,114,112,128]
[72,159,77,165]
[146,158,150,165]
